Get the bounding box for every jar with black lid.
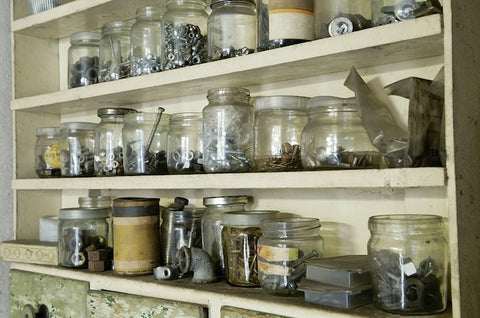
[60,122,96,177]
[68,31,100,88]
[99,21,132,82]
[35,127,61,178]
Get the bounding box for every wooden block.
[88,260,105,272]
[0,240,58,265]
[87,249,107,261]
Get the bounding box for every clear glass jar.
[167,112,204,174]
[79,196,113,249]
[257,0,314,51]
[68,31,101,88]
[35,127,61,178]
[99,21,132,82]
[60,122,96,177]
[58,207,109,268]
[301,96,384,169]
[207,0,257,61]
[202,195,249,274]
[257,217,324,295]
[222,210,278,287]
[203,87,254,173]
[130,6,163,77]
[368,214,448,314]
[253,96,308,172]
[371,0,441,26]
[122,112,170,175]
[162,0,209,70]
[94,107,137,176]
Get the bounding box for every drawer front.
[221,306,290,318]
[9,270,89,318]
[87,290,206,318]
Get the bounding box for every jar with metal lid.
[203,87,254,173]
[167,112,204,174]
[257,217,323,295]
[94,107,137,176]
[79,196,113,248]
[202,195,249,274]
[301,96,384,169]
[130,6,163,77]
[68,31,101,88]
[35,127,61,178]
[162,0,209,70]
[222,210,279,287]
[58,207,109,268]
[368,214,448,314]
[371,0,442,26]
[253,96,308,172]
[122,111,170,175]
[60,122,96,177]
[257,0,314,51]
[99,20,132,82]
[207,0,256,61]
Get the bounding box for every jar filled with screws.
[371,0,442,26]
[167,112,204,174]
[207,0,257,61]
[257,217,324,295]
[68,31,101,88]
[130,6,163,77]
[60,122,96,177]
[257,0,314,51]
[222,210,279,287]
[35,127,61,178]
[122,111,170,175]
[368,214,448,314]
[203,87,254,173]
[58,207,109,268]
[253,96,308,172]
[301,96,385,170]
[161,0,209,70]
[99,20,132,82]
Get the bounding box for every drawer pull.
[21,304,49,318]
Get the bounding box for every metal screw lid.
[59,207,109,220]
[97,107,137,117]
[222,210,279,227]
[36,127,59,136]
[70,31,101,43]
[78,196,113,208]
[203,195,249,206]
[253,96,309,111]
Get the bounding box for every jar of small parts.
[207,0,257,61]
[79,196,113,248]
[368,214,448,314]
[99,20,132,82]
[257,217,323,295]
[301,96,384,169]
[222,210,279,287]
[58,207,109,268]
[371,0,442,26]
[60,122,96,177]
[94,108,137,176]
[203,87,254,173]
[35,127,61,177]
[68,31,100,88]
[162,0,209,70]
[253,96,308,171]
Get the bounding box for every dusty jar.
[99,21,132,82]
[60,122,96,177]
[68,31,100,88]
[35,127,61,178]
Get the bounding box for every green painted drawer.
[221,306,290,318]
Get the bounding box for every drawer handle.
[21,304,49,318]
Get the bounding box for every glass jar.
[371,0,441,26]
[202,195,249,274]
[253,96,308,172]
[60,122,96,177]
[79,196,113,248]
[207,0,257,61]
[301,96,384,169]
[68,31,101,88]
[257,0,314,51]
[167,112,204,174]
[130,6,163,77]
[222,210,279,287]
[162,0,209,70]
[368,214,448,314]
[203,87,254,173]
[99,21,132,82]
[94,107,137,176]
[122,112,170,175]
[35,127,61,178]
[58,207,109,268]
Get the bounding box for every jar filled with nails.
[35,127,61,178]
[371,0,442,26]
[60,122,96,177]
[67,31,101,88]
[99,21,132,82]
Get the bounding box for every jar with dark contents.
[60,122,96,177]
[222,210,279,287]
[371,0,442,26]
[68,31,100,88]
[78,196,113,249]
[35,127,61,177]
[99,20,132,82]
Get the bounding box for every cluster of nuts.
[60,146,94,176]
[69,56,99,88]
[131,54,162,76]
[98,59,130,82]
[124,145,168,175]
[60,228,106,268]
[210,46,254,61]
[94,146,124,176]
[255,142,302,172]
[163,23,207,70]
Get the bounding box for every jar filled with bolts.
[371,0,442,26]
[60,122,97,177]
[67,31,101,88]
[35,127,61,178]
[99,20,132,82]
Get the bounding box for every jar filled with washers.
[79,196,113,248]
[162,0,209,70]
[253,96,309,172]
[60,122,96,177]
[202,87,254,173]
[207,0,257,61]
[371,0,442,26]
[368,214,448,314]
[257,217,324,295]
[35,127,61,177]
[301,96,385,169]
[94,107,137,176]
[99,20,132,82]
[68,31,101,88]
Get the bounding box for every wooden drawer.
[221,306,290,318]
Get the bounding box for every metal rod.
[145,107,165,154]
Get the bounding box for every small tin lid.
[254,96,309,111]
[307,96,356,110]
[222,210,279,227]
[59,207,108,220]
[97,107,137,117]
[203,195,249,206]
[36,127,59,136]
[70,31,101,42]
[60,122,97,131]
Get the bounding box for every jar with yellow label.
[35,127,61,177]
